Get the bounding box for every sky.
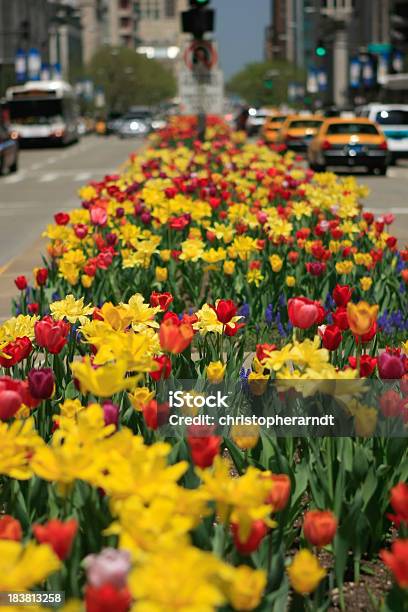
[211,0,271,79]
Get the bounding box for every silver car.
[118,112,152,138]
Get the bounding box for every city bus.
[5,80,80,146]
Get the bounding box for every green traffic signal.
[190,0,210,5]
[316,41,327,57]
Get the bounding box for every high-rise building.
[105,0,139,49]
[136,0,189,67]
[78,0,107,64]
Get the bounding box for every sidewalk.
[0,237,46,322]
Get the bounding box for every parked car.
[246,108,274,136]
[307,117,389,175]
[0,119,19,175]
[106,112,124,135]
[276,115,324,151]
[117,111,152,138]
[355,104,408,164]
[262,114,288,144]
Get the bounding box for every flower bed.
[0,121,407,611]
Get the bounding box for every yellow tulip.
[231,424,260,450]
[346,301,378,336]
[269,254,283,272]
[287,549,326,594]
[360,276,372,291]
[223,260,235,275]
[206,361,226,384]
[286,275,296,287]
[155,266,168,282]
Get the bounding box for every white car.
[356,104,408,163]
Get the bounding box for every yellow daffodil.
[0,540,60,592]
[50,294,94,324]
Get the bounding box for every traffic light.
[315,40,327,58]
[182,0,214,39]
[20,19,30,42]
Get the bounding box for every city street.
[1,142,408,271]
[0,136,141,268]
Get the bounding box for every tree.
[87,46,176,112]
[227,60,306,107]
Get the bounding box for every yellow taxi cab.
[276,115,324,151]
[262,114,288,144]
[307,117,389,175]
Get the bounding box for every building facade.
[135,0,188,67]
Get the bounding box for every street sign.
[178,67,224,115]
[368,42,392,54]
[184,40,217,70]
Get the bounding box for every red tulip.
[224,321,245,336]
[214,299,237,324]
[320,324,342,351]
[28,367,55,400]
[33,518,77,560]
[388,483,408,526]
[348,355,377,377]
[54,212,70,225]
[303,510,337,547]
[380,539,408,589]
[288,297,325,329]
[90,206,108,227]
[159,318,194,354]
[187,431,221,468]
[266,473,291,511]
[256,343,277,362]
[35,268,48,286]
[28,303,39,315]
[14,275,28,291]
[149,355,171,381]
[0,337,32,368]
[85,584,131,612]
[332,284,352,307]
[378,352,405,380]
[0,515,22,541]
[74,223,88,239]
[150,292,173,311]
[332,307,349,331]
[0,390,22,420]
[34,316,70,354]
[142,400,169,430]
[231,520,268,554]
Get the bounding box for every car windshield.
[123,114,150,121]
[269,116,287,124]
[290,120,322,128]
[9,99,63,125]
[375,110,408,125]
[327,123,379,135]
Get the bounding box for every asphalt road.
[0,135,141,267]
[1,138,408,269]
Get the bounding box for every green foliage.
[87,45,176,112]
[227,60,306,107]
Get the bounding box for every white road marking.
[73,172,92,181]
[367,207,408,214]
[2,173,25,184]
[38,173,58,183]
[46,156,57,164]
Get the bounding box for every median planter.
[0,118,407,611]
